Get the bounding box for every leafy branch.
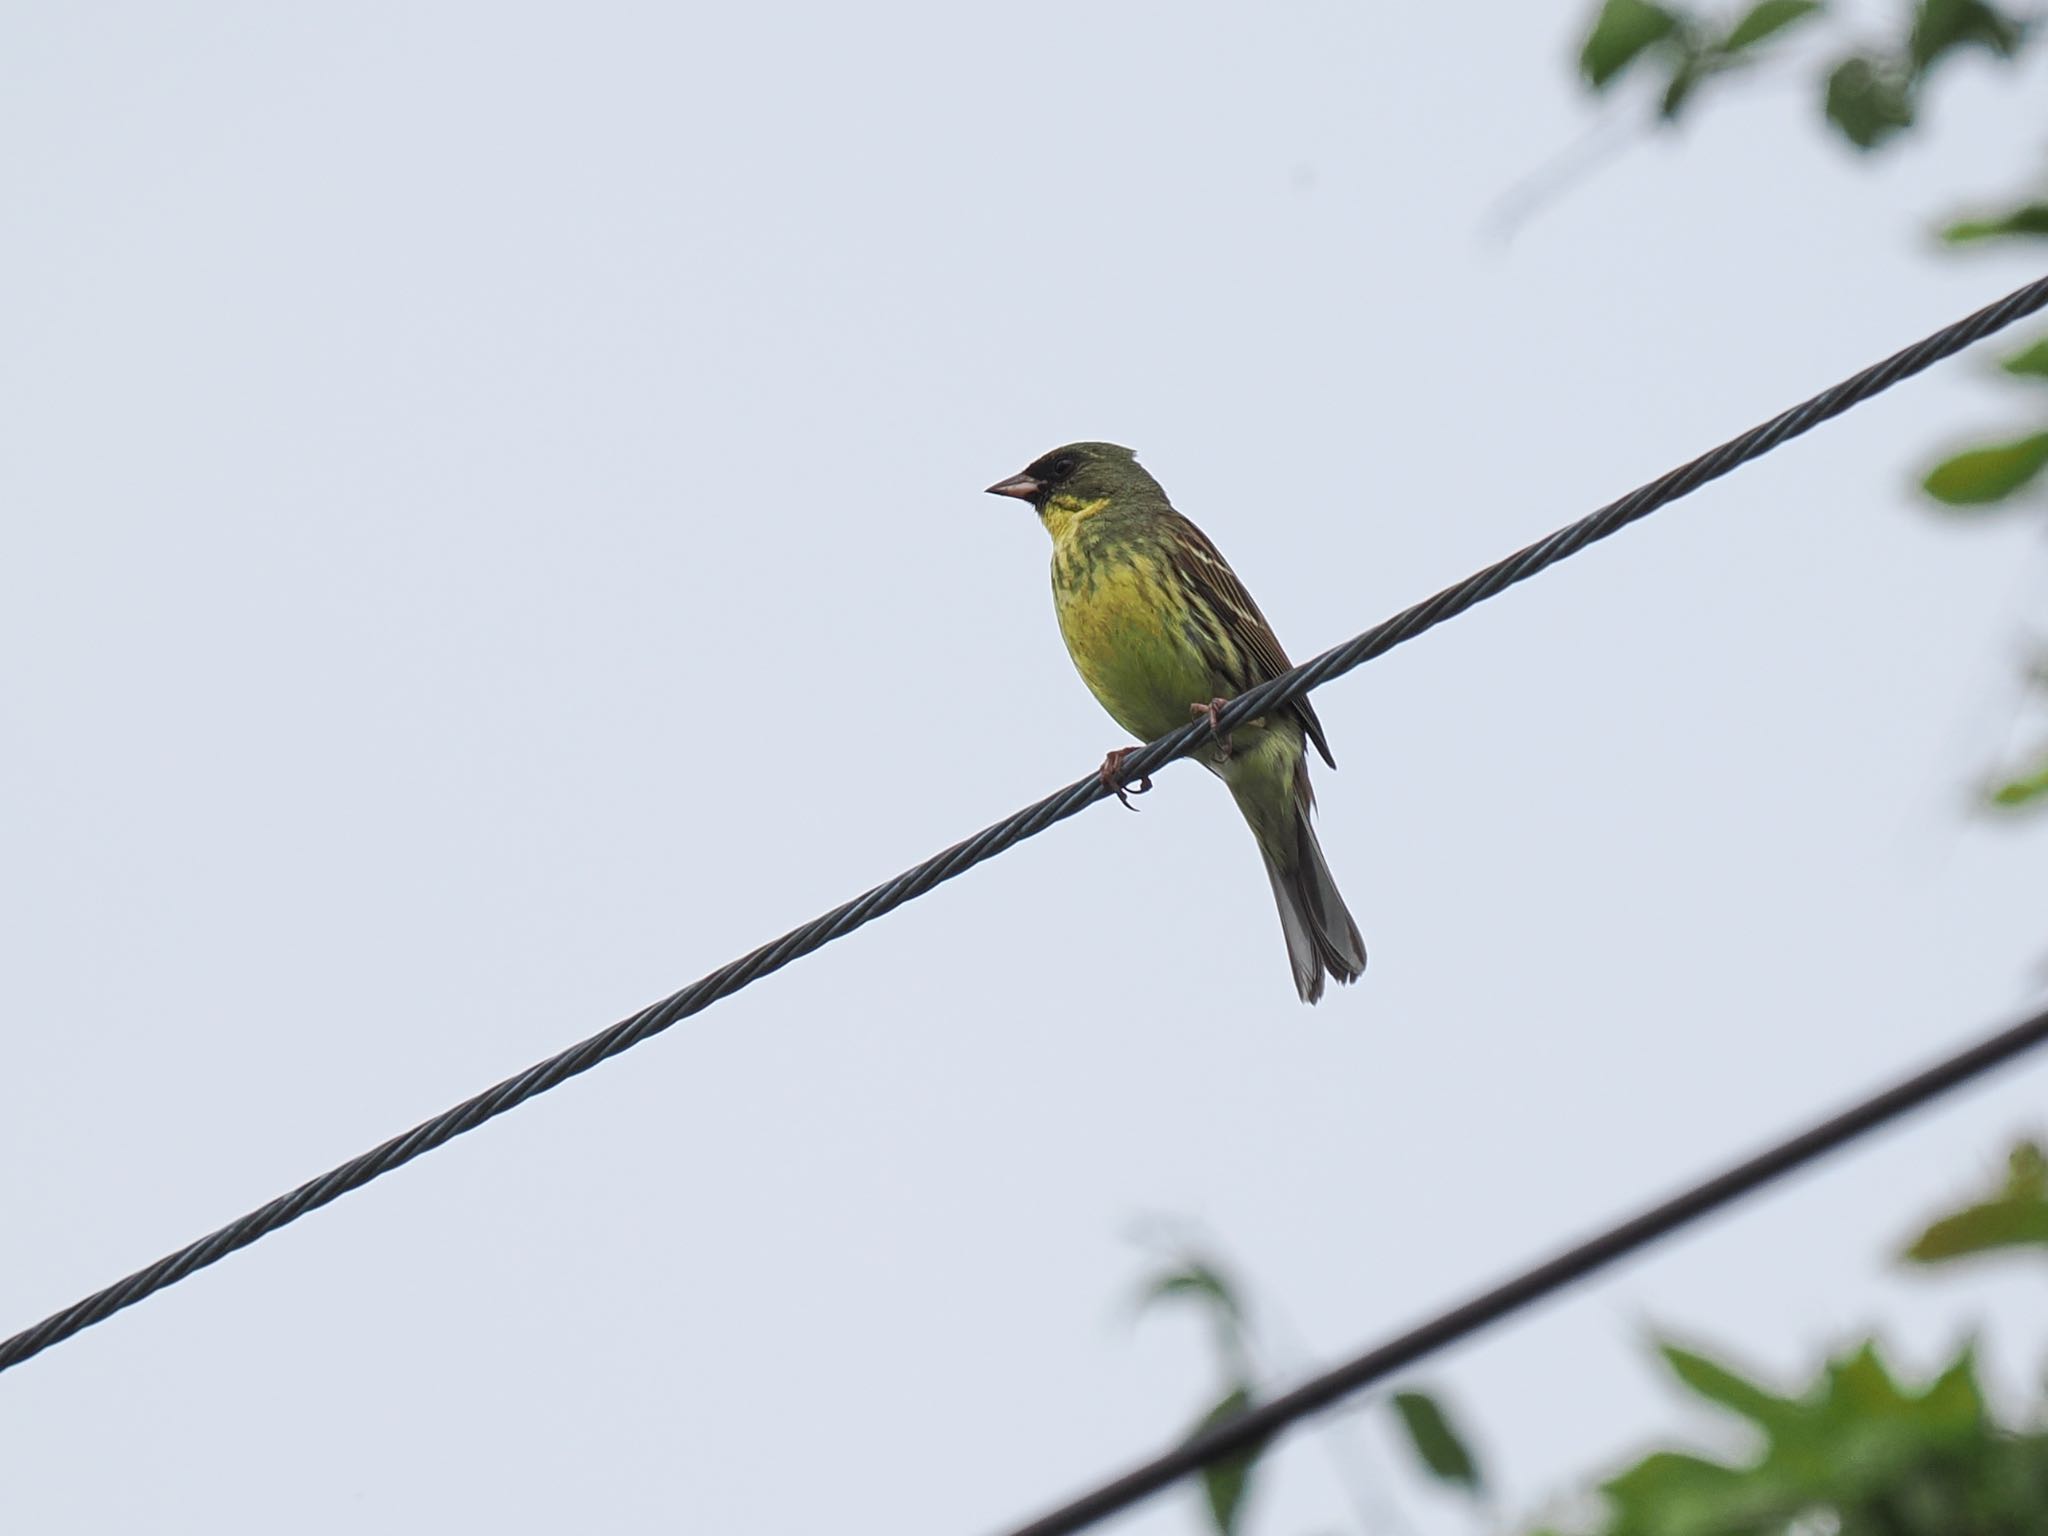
[1132,1250,1486,1534]
[1134,1138,2048,1533]
[1574,0,2048,807]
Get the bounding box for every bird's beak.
[985,472,1042,501]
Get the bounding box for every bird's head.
[985,441,1160,515]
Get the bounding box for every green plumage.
[988,442,1366,1003]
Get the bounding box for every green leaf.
[1190,1387,1264,1536]
[1724,0,1824,52]
[1390,1389,1485,1495]
[1138,1261,1243,1325]
[1601,1450,1752,1527]
[1825,1341,1913,1418]
[1909,0,2025,71]
[1136,1254,1253,1383]
[1824,54,1915,149]
[1943,202,2048,242]
[1662,1343,1804,1433]
[1581,0,1681,88]
[1914,1345,1990,1434]
[1904,1141,2048,1259]
[1921,431,2048,505]
[1585,1330,2048,1531]
[1660,53,1707,118]
[2002,338,2048,378]
[1989,761,2048,807]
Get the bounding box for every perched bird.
[987,442,1366,1003]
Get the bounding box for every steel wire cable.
[4,274,2046,1377]
[994,1000,2048,1536]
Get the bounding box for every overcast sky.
[6,4,2048,1533]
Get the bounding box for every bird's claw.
[1191,697,1235,758]
[1099,747,1153,811]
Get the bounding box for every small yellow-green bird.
[987,442,1366,1003]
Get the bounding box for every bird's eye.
[1052,455,1078,477]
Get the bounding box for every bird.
[986,441,1366,1003]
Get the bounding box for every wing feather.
[1162,512,1337,769]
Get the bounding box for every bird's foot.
[1098,747,1153,811]
[1191,697,1235,758]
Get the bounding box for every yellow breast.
[1047,501,1218,744]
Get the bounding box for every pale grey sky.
[5,4,2048,1534]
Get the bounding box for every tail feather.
[1257,802,1366,1005]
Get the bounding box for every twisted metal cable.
[996,999,2048,1536]
[4,274,2045,1377]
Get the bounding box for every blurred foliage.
[1138,1255,1265,1531]
[1947,203,2048,242]
[1903,1139,2048,1262]
[1921,429,2048,506]
[1989,757,2048,807]
[1547,1338,2048,1534]
[1574,0,2031,136]
[2001,339,2048,377]
[1569,0,2048,809]
[1579,0,1824,118]
[1391,1389,1486,1495]
[1134,1251,1484,1533]
[1143,1139,2047,1534]
[1192,1385,1265,1536]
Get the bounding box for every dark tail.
[1257,799,1366,1005]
